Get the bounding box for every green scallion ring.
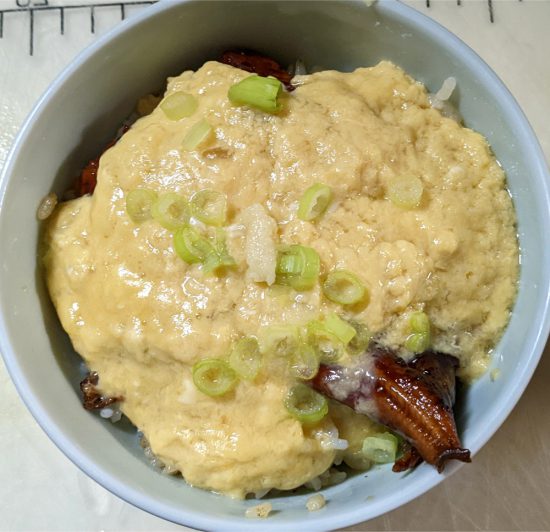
[202,251,237,274]
[284,384,328,424]
[151,192,190,230]
[362,433,398,464]
[125,188,158,223]
[404,332,430,353]
[387,175,423,209]
[201,228,236,274]
[275,245,320,291]
[159,91,198,120]
[322,269,367,306]
[324,313,357,345]
[259,325,300,358]
[405,311,431,352]
[347,320,372,355]
[182,119,213,151]
[288,343,320,381]
[306,320,345,363]
[191,189,227,226]
[192,358,237,397]
[410,311,430,335]
[229,337,262,380]
[174,226,214,264]
[297,183,333,221]
[228,74,283,114]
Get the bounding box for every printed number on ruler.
[0,0,157,55]
[15,1,49,6]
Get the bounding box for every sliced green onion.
[202,228,236,274]
[192,358,237,397]
[322,270,367,306]
[182,119,213,151]
[125,188,157,223]
[275,245,320,291]
[410,311,430,335]
[288,343,320,380]
[229,337,262,380]
[387,175,423,209]
[174,226,214,264]
[160,91,198,120]
[151,192,190,230]
[191,189,227,226]
[405,311,431,353]
[228,74,283,114]
[404,332,430,353]
[297,183,333,221]
[307,320,345,363]
[324,313,356,345]
[259,325,300,358]
[284,384,328,424]
[202,250,236,273]
[347,320,372,355]
[362,433,398,464]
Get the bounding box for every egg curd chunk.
[43,61,518,498]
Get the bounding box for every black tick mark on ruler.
[426,0,523,24]
[0,1,156,55]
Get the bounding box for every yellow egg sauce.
[43,61,518,498]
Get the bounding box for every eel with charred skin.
[220,50,295,91]
[310,346,471,472]
[80,372,123,411]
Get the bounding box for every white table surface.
[1,1,549,531]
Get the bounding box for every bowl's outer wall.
[1,1,549,531]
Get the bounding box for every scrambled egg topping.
[43,61,518,497]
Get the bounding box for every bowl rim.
[1,0,550,530]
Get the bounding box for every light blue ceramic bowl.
[1,1,549,530]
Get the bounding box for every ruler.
[0,0,157,55]
[0,0,524,56]
[0,0,157,168]
[426,0,502,24]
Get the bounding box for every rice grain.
[306,494,326,512]
[245,502,273,519]
[37,192,58,220]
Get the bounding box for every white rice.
[429,76,462,122]
[314,426,349,451]
[435,76,456,101]
[306,494,326,512]
[332,450,345,466]
[37,192,58,221]
[294,59,308,76]
[304,476,323,491]
[319,468,347,487]
[306,466,348,492]
[245,502,273,519]
[288,59,308,78]
[99,406,122,423]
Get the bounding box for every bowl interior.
[1,1,549,530]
